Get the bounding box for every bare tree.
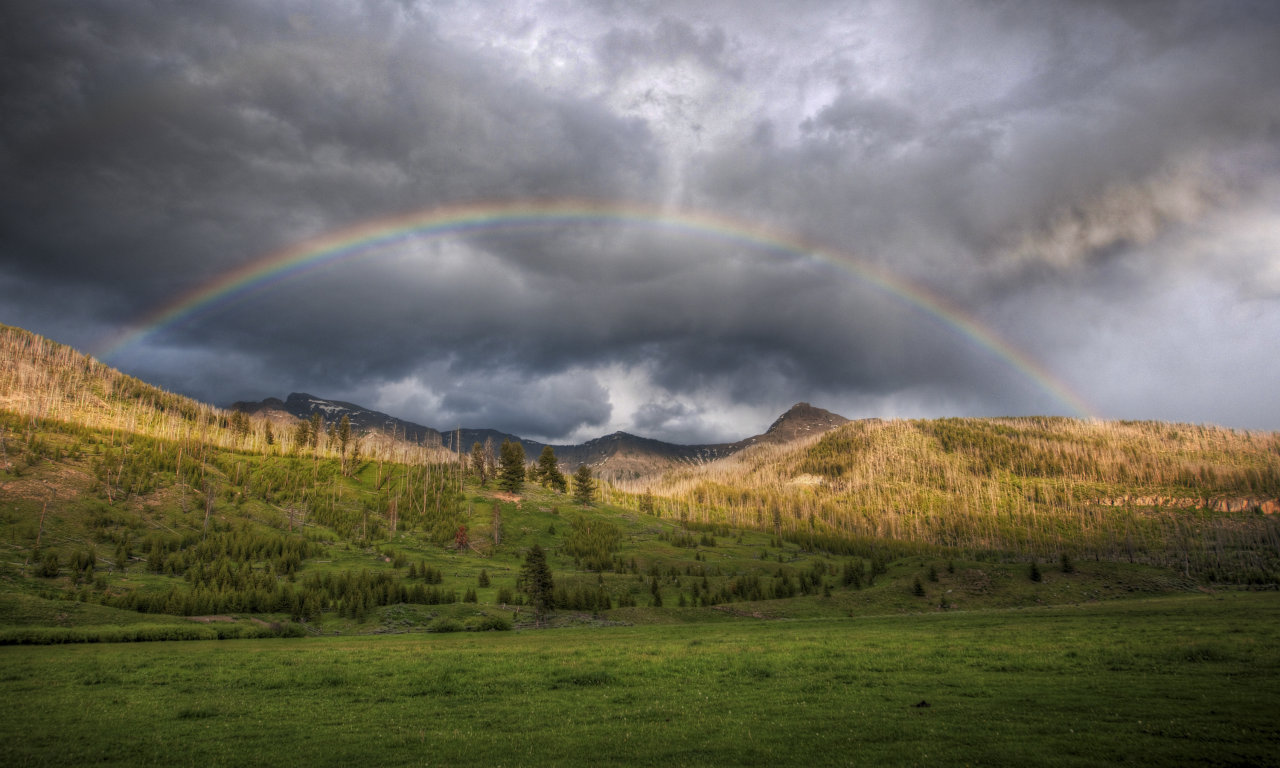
[203,480,218,540]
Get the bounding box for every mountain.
[549,403,852,481]
[230,393,851,480]
[230,393,443,446]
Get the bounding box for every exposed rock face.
[227,396,853,480]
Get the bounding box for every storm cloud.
[2,0,1279,441]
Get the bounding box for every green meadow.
[2,592,1277,767]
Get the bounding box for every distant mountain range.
[230,393,851,480]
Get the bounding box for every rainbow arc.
[98,200,1097,419]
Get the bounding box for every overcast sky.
[3,1,1279,443]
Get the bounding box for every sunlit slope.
[622,417,1280,579]
[0,324,445,463]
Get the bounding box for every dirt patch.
[186,615,237,623]
[485,491,522,506]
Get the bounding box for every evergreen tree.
[478,569,490,588]
[649,576,663,607]
[1029,560,1043,582]
[572,464,595,505]
[536,446,568,492]
[471,442,489,485]
[912,576,926,597]
[308,412,323,455]
[292,420,311,455]
[927,564,939,582]
[498,439,526,493]
[337,415,352,475]
[264,420,274,446]
[639,488,655,515]
[1060,551,1075,574]
[520,544,555,622]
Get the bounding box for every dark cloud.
[3,0,1279,440]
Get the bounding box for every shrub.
[1029,560,1043,582]
[477,569,490,587]
[475,615,511,631]
[912,577,926,597]
[1060,552,1075,574]
[430,617,464,633]
[39,553,59,578]
[926,565,939,582]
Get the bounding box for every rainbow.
[98,200,1098,419]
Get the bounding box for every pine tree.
[292,420,311,455]
[1060,551,1075,574]
[927,564,939,582]
[478,569,491,588]
[572,464,595,505]
[912,576,926,597]
[471,442,489,485]
[498,439,526,493]
[520,544,555,622]
[337,415,352,475]
[536,446,567,492]
[1029,560,1043,582]
[639,488,655,515]
[308,412,323,455]
[649,576,663,607]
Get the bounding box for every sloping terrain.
[621,416,1280,581]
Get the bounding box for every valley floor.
[2,592,1277,767]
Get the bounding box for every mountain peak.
[761,402,850,443]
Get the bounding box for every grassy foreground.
[2,593,1277,767]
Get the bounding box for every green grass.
[1,592,1276,766]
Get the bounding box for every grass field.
[2,592,1276,767]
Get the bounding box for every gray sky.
[3,0,1279,443]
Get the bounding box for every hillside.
[619,416,1280,581]
[0,325,448,466]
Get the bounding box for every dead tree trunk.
[203,481,217,540]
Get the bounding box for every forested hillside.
[0,324,448,465]
[618,417,1280,581]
